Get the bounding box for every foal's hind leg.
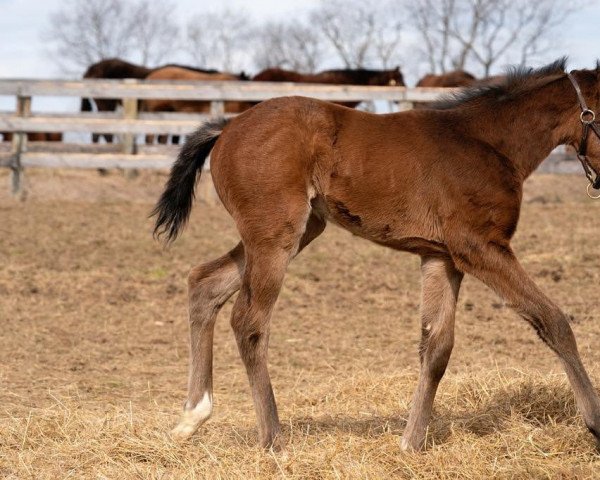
[172,211,325,442]
[453,242,600,444]
[171,243,245,440]
[231,210,325,449]
[401,256,463,451]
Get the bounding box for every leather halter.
[567,72,600,197]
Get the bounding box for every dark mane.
[323,68,397,75]
[161,64,249,80]
[162,64,220,74]
[433,57,568,110]
[322,68,398,81]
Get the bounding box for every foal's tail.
[151,118,229,244]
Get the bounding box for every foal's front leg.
[401,256,463,451]
[453,241,600,445]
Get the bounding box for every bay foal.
[153,59,600,451]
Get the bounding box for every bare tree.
[44,0,180,73]
[310,0,402,69]
[128,0,180,66]
[253,20,323,72]
[186,9,252,72]
[44,0,133,72]
[406,0,583,76]
[452,0,577,76]
[372,6,403,69]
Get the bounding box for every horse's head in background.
[82,58,152,80]
[370,66,405,86]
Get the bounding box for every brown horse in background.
[141,66,249,144]
[416,70,477,88]
[153,58,600,451]
[474,74,508,86]
[81,58,227,143]
[253,66,404,85]
[1,132,63,142]
[81,58,153,143]
[413,71,478,110]
[253,67,405,108]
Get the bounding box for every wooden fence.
[0,78,580,196]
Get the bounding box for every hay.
[1,169,599,478]
[2,371,598,479]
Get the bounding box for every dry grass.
[1,169,599,478]
[2,371,598,479]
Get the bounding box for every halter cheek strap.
[566,73,600,195]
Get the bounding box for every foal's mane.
[433,57,569,110]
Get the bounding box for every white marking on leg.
[171,391,212,440]
[400,436,411,451]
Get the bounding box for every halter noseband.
[567,72,600,198]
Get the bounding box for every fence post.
[11,95,32,197]
[121,82,138,178]
[397,101,414,112]
[122,96,138,155]
[210,100,225,117]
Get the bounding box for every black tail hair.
[151,118,229,244]
[81,97,93,111]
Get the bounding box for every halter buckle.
[586,182,600,199]
[580,109,596,124]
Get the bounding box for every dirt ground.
[1,168,599,479]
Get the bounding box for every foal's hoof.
[400,435,425,452]
[170,416,203,441]
[272,446,289,462]
[261,431,284,452]
[587,425,600,447]
[170,395,212,441]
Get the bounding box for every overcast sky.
[2,0,600,81]
[0,0,319,78]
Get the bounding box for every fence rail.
[0,78,579,197]
[0,78,449,101]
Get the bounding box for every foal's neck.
[464,76,578,181]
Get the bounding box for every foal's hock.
[153,58,600,451]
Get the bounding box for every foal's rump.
[207,97,343,246]
[210,97,336,195]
